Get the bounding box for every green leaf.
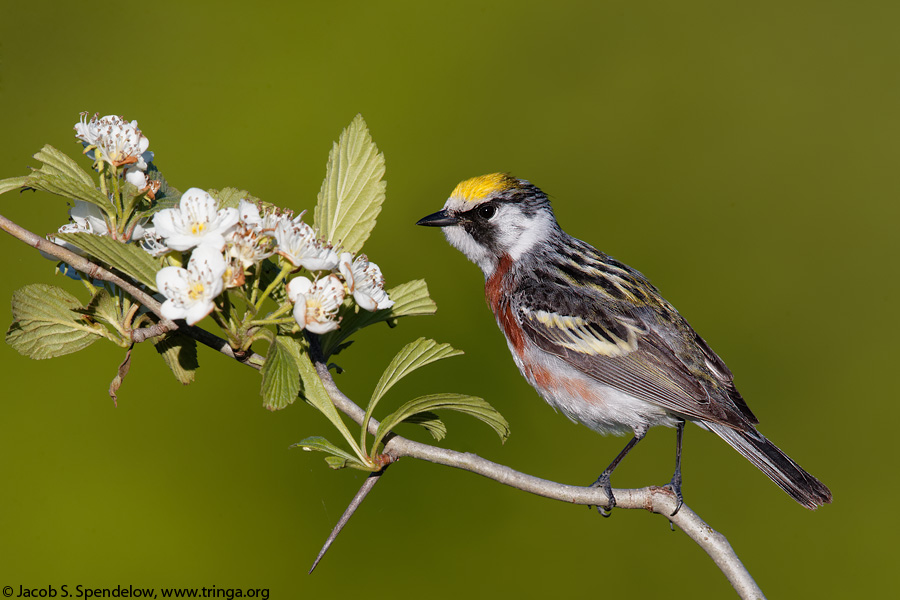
[370,338,463,407]
[361,338,462,451]
[260,335,301,411]
[314,114,386,254]
[6,284,103,359]
[25,145,111,214]
[372,393,510,452]
[319,279,437,358]
[385,279,439,319]
[0,175,30,195]
[147,163,181,203]
[402,411,447,441]
[284,335,371,466]
[34,145,96,187]
[55,232,163,290]
[81,289,123,330]
[293,436,374,471]
[121,180,152,219]
[153,332,199,385]
[324,456,349,469]
[209,187,262,210]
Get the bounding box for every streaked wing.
[514,245,757,428]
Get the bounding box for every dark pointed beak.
[416,209,459,227]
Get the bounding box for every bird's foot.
[589,473,616,517]
[663,471,683,516]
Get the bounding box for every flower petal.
[287,276,313,302]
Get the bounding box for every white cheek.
[443,226,497,277]
[497,211,554,261]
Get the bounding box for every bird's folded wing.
[517,296,755,428]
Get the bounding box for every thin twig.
[308,470,386,574]
[1,213,765,599]
[0,213,167,317]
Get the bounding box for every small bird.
[417,173,832,514]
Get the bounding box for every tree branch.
[1,213,765,599]
[0,213,260,368]
[309,340,765,600]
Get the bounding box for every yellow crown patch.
[451,173,520,204]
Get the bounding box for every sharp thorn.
[309,470,385,574]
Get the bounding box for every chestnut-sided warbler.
[417,173,832,514]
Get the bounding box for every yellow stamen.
[188,282,206,301]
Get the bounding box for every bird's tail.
[705,422,832,509]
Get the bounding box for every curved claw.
[667,419,685,516]
[665,473,684,516]
[589,473,616,517]
[587,433,643,518]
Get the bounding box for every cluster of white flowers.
[58,113,393,330]
[152,190,393,328]
[75,113,153,170]
[74,113,159,198]
[50,114,160,250]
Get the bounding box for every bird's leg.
[665,419,685,516]
[590,432,645,517]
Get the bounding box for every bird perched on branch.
[417,173,831,514]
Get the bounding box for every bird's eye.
[477,204,496,220]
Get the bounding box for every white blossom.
[124,166,160,199]
[47,200,110,255]
[225,222,275,270]
[73,112,105,146]
[238,199,262,226]
[125,167,147,189]
[155,246,227,325]
[287,275,344,334]
[59,199,147,240]
[139,227,171,258]
[74,113,152,170]
[47,200,147,259]
[237,199,299,230]
[58,200,146,240]
[274,220,338,271]
[62,200,109,235]
[152,188,239,251]
[223,256,245,289]
[338,252,393,311]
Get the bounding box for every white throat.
[443,225,498,276]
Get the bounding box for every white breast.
[508,339,681,437]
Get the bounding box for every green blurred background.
[1,1,897,597]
